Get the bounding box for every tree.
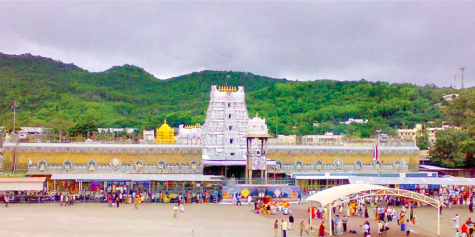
[445,89,475,136]
[438,88,475,167]
[68,119,98,138]
[416,124,430,150]
[429,129,467,168]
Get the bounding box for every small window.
[230,139,233,144]
[228,114,231,119]
[229,126,232,131]
[228,103,231,107]
[231,153,235,156]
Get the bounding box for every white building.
[442,94,459,101]
[302,132,343,145]
[20,127,44,134]
[340,118,369,125]
[142,130,155,144]
[98,128,137,134]
[176,124,202,145]
[201,86,249,166]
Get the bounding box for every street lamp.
[376,129,382,145]
[11,101,19,134]
[376,129,382,177]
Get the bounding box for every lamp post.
[376,129,382,177]
[11,101,19,134]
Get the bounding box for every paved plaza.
[0,202,471,237]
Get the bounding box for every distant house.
[97,128,137,134]
[340,118,369,125]
[142,130,155,144]
[397,123,457,145]
[442,94,459,102]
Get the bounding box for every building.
[154,120,176,144]
[142,130,155,144]
[201,86,250,176]
[340,118,369,125]
[98,128,137,134]
[176,124,202,145]
[301,132,343,145]
[398,123,456,145]
[442,94,459,101]
[268,135,297,145]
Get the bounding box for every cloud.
[0,1,473,87]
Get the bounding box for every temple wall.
[1,144,419,174]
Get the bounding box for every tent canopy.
[0,177,46,191]
[306,184,389,206]
[349,177,475,186]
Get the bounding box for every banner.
[222,185,301,199]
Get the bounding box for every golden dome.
[154,119,175,144]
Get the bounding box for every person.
[274,220,279,237]
[468,218,474,237]
[5,194,9,207]
[455,229,461,237]
[289,215,294,230]
[65,195,69,207]
[364,222,370,235]
[342,215,348,232]
[413,212,417,226]
[116,196,120,208]
[180,200,185,213]
[236,194,242,206]
[462,223,469,237]
[282,220,288,237]
[470,199,473,213]
[406,220,411,236]
[336,217,342,236]
[248,195,252,206]
[134,196,139,210]
[173,204,178,218]
[298,192,302,204]
[454,214,461,229]
[319,221,325,237]
[108,194,112,207]
[378,221,383,237]
[300,219,309,236]
[383,221,389,237]
[365,207,369,218]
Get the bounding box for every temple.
[154,120,176,144]
[201,85,251,177]
[176,124,202,145]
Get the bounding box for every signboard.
[252,156,266,170]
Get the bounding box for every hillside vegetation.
[0,53,457,138]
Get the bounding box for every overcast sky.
[0,1,473,87]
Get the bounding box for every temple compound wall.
[0,143,419,175]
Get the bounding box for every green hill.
[0,53,457,139]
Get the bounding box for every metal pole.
[309,203,312,231]
[437,203,440,237]
[329,203,333,236]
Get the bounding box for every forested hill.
[0,53,457,137]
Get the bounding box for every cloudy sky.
[0,1,473,87]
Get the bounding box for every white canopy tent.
[306,184,444,237]
[0,177,46,191]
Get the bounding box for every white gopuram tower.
[201,85,250,167]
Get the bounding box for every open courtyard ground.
[0,202,471,237]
